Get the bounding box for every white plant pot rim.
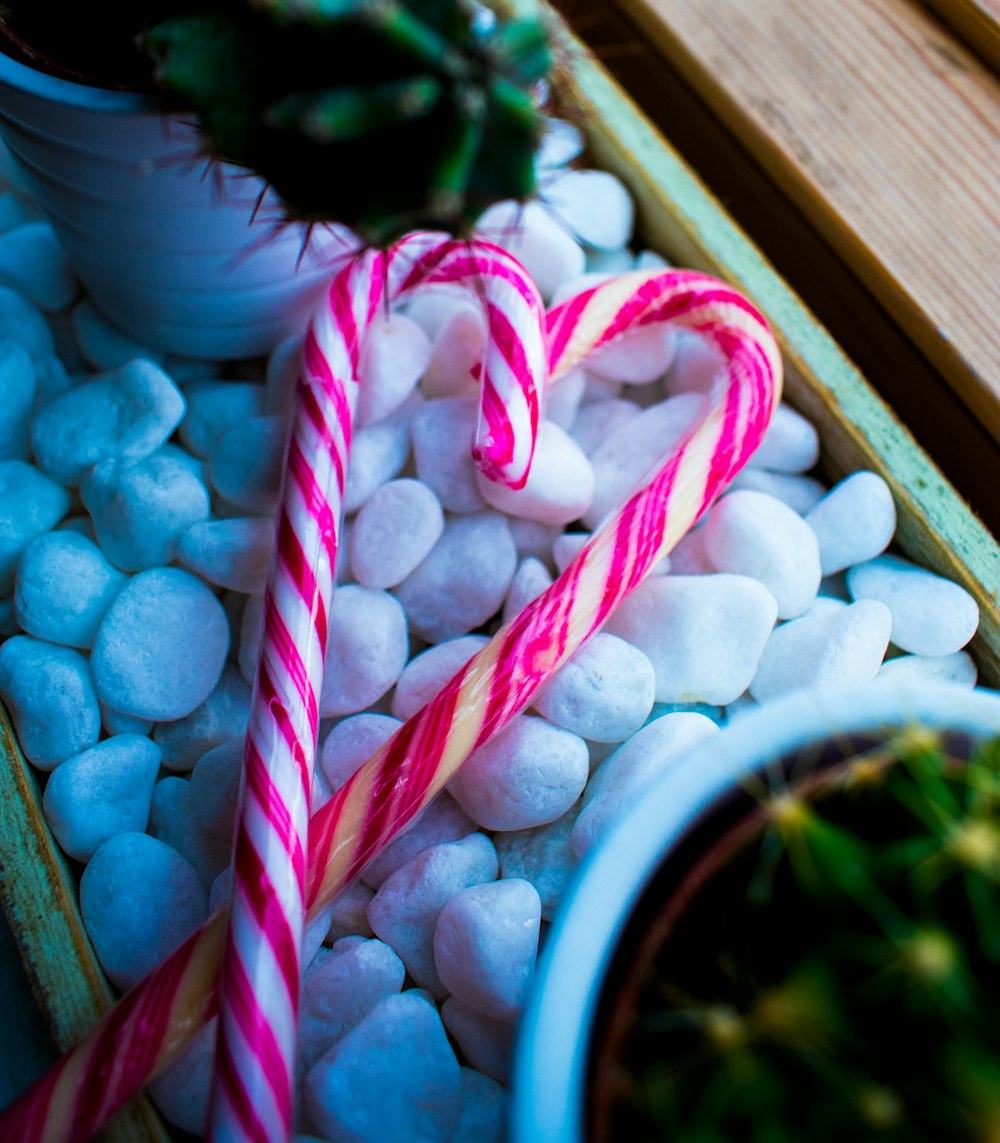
[512,677,1000,1143]
[0,40,148,113]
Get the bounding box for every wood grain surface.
[921,0,1000,70]
[614,0,1000,441]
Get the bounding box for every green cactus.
[598,727,1000,1142]
[143,0,551,245]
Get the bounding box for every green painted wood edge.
[512,0,999,684]
[0,702,171,1142]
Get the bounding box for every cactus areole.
[0,0,551,246]
[591,727,1000,1142]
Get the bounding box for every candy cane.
[206,232,547,1143]
[0,268,777,1143]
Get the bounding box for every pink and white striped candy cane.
[206,233,547,1143]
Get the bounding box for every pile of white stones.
[0,120,981,1143]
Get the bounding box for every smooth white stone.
[395,513,517,643]
[324,879,376,944]
[580,373,622,403]
[448,714,589,831]
[585,247,634,275]
[320,585,409,717]
[0,285,53,362]
[502,557,553,625]
[569,398,641,457]
[303,992,461,1143]
[847,553,979,655]
[320,712,403,792]
[541,169,635,250]
[0,461,71,592]
[367,834,498,997]
[551,532,589,575]
[153,664,251,772]
[0,635,100,769]
[605,574,779,705]
[79,832,207,991]
[667,525,714,575]
[344,396,419,513]
[0,338,34,460]
[70,298,162,369]
[32,353,73,408]
[422,303,487,398]
[730,467,828,515]
[148,1020,215,1136]
[549,273,614,308]
[101,706,151,737]
[494,803,581,921]
[411,395,486,514]
[14,530,125,647]
[391,636,489,722]
[441,998,516,1084]
[878,650,977,689]
[361,793,476,890]
[188,737,244,882]
[747,402,820,474]
[474,199,585,300]
[82,452,211,571]
[806,470,896,575]
[434,878,541,1019]
[147,776,219,889]
[42,734,160,862]
[264,333,301,416]
[237,592,264,686]
[299,936,406,1073]
[662,330,726,397]
[451,1068,507,1143]
[0,190,41,233]
[207,414,287,514]
[476,421,595,526]
[350,478,445,589]
[635,249,670,271]
[703,489,822,619]
[585,325,677,385]
[0,222,78,311]
[535,117,584,169]
[572,713,720,858]
[91,568,229,721]
[177,380,265,457]
[584,393,705,529]
[358,313,432,426]
[749,598,893,703]
[543,365,586,430]
[175,516,273,593]
[507,517,560,563]
[32,359,185,485]
[534,632,655,742]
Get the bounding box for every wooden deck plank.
[920,0,1000,71]
[614,0,1000,441]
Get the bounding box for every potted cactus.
[0,0,550,357]
[512,679,1000,1143]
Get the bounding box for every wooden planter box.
[1,1,998,1137]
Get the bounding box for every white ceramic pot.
[512,678,1000,1143]
[0,47,343,360]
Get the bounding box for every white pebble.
[14,530,125,647]
[451,1068,507,1143]
[82,452,211,571]
[299,936,406,1073]
[534,632,655,742]
[237,592,264,686]
[71,298,162,369]
[264,334,301,416]
[846,554,979,655]
[0,285,54,360]
[507,518,560,563]
[541,169,634,250]
[320,585,409,717]
[358,313,431,425]
[361,793,476,890]
[303,991,461,1143]
[805,471,896,575]
[324,879,376,944]
[879,650,978,689]
[207,415,286,514]
[153,664,251,772]
[0,635,100,769]
[0,338,34,460]
[411,395,486,514]
[391,636,489,722]
[177,380,265,457]
[551,531,588,574]
[435,879,541,1020]
[475,199,585,300]
[42,735,160,862]
[585,248,634,275]
[148,1020,215,1136]
[535,117,584,169]
[749,598,893,703]
[729,467,828,515]
[502,557,553,625]
[350,479,445,589]
[572,712,720,858]
[585,325,676,385]
[448,714,589,831]
[79,832,207,991]
[748,402,820,473]
[440,998,516,1084]
[320,712,402,792]
[494,805,580,921]
[667,524,714,575]
[188,738,244,882]
[635,249,670,272]
[423,304,487,399]
[395,513,517,643]
[703,489,821,619]
[344,401,414,512]
[605,574,778,704]
[367,834,498,997]
[584,394,705,529]
[0,222,78,311]
[476,421,595,527]
[175,516,273,593]
[569,398,640,457]
[91,567,229,721]
[147,776,218,889]
[542,366,586,429]
[662,330,726,397]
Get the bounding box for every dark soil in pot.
[588,727,1000,1143]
